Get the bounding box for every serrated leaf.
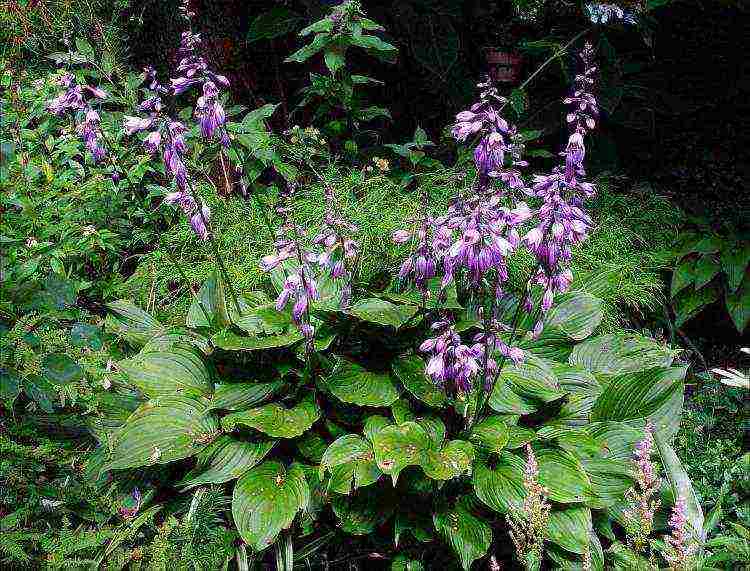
[105,396,219,471]
[118,347,213,399]
[349,31,398,59]
[232,461,309,551]
[285,33,329,63]
[726,280,750,333]
[391,355,446,408]
[209,382,282,411]
[545,292,604,341]
[348,298,418,329]
[372,421,430,482]
[222,399,320,438]
[548,506,592,555]
[472,453,526,514]
[325,359,399,407]
[569,333,675,375]
[671,258,696,297]
[693,255,721,289]
[433,498,492,571]
[721,244,750,292]
[106,300,163,346]
[179,436,275,489]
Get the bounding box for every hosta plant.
[92,270,699,569]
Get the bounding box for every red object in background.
[484,48,523,84]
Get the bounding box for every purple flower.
[143,130,162,154]
[189,204,211,241]
[195,81,226,140]
[123,115,153,135]
[420,320,487,394]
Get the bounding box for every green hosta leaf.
[569,333,676,375]
[472,453,525,514]
[506,425,537,449]
[590,367,686,438]
[364,415,392,442]
[332,486,391,535]
[212,328,303,351]
[726,280,750,333]
[325,359,399,407]
[348,298,418,329]
[118,347,213,399]
[141,329,212,355]
[488,377,538,414]
[470,416,509,454]
[521,328,574,362]
[721,244,750,292]
[186,272,266,329]
[0,369,22,401]
[391,355,446,408]
[105,300,164,346]
[70,323,103,349]
[422,440,474,480]
[232,461,309,551]
[372,421,430,482]
[42,353,83,386]
[322,435,381,494]
[693,255,721,289]
[503,354,564,403]
[394,511,434,545]
[105,396,220,471]
[391,398,416,424]
[416,416,445,445]
[296,432,327,463]
[433,498,492,571]
[674,285,722,327]
[536,447,592,504]
[179,436,275,489]
[222,399,319,438]
[391,555,425,571]
[654,431,705,545]
[545,292,604,341]
[234,304,291,336]
[209,382,282,411]
[548,506,592,555]
[671,258,695,297]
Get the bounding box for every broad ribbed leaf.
[470,416,509,454]
[433,498,492,571]
[105,396,219,471]
[234,304,292,336]
[384,278,462,310]
[674,285,721,327]
[348,298,418,329]
[325,359,399,407]
[654,432,705,545]
[590,367,686,437]
[548,506,592,554]
[488,377,538,414]
[322,435,381,494]
[472,453,525,514]
[693,255,721,289]
[545,292,603,341]
[392,355,447,408]
[232,461,309,551]
[521,328,575,362]
[332,486,391,535]
[506,425,537,449]
[372,421,430,482]
[503,355,564,402]
[42,353,82,386]
[422,440,474,480]
[569,333,675,375]
[363,415,392,441]
[536,448,592,504]
[141,329,212,355]
[106,300,163,346]
[221,399,320,438]
[179,436,275,489]
[210,382,282,411]
[118,347,213,398]
[212,328,303,351]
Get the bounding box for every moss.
[120,169,682,326]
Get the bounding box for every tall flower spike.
[664,494,696,570]
[419,319,488,394]
[622,423,662,554]
[313,180,358,308]
[261,183,320,341]
[506,444,551,569]
[523,43,598,337]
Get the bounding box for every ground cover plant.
[1,1,747,569]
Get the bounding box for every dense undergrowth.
[1,1,748,569]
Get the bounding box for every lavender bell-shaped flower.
[523,43,599,337]
[419,319,488,394]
